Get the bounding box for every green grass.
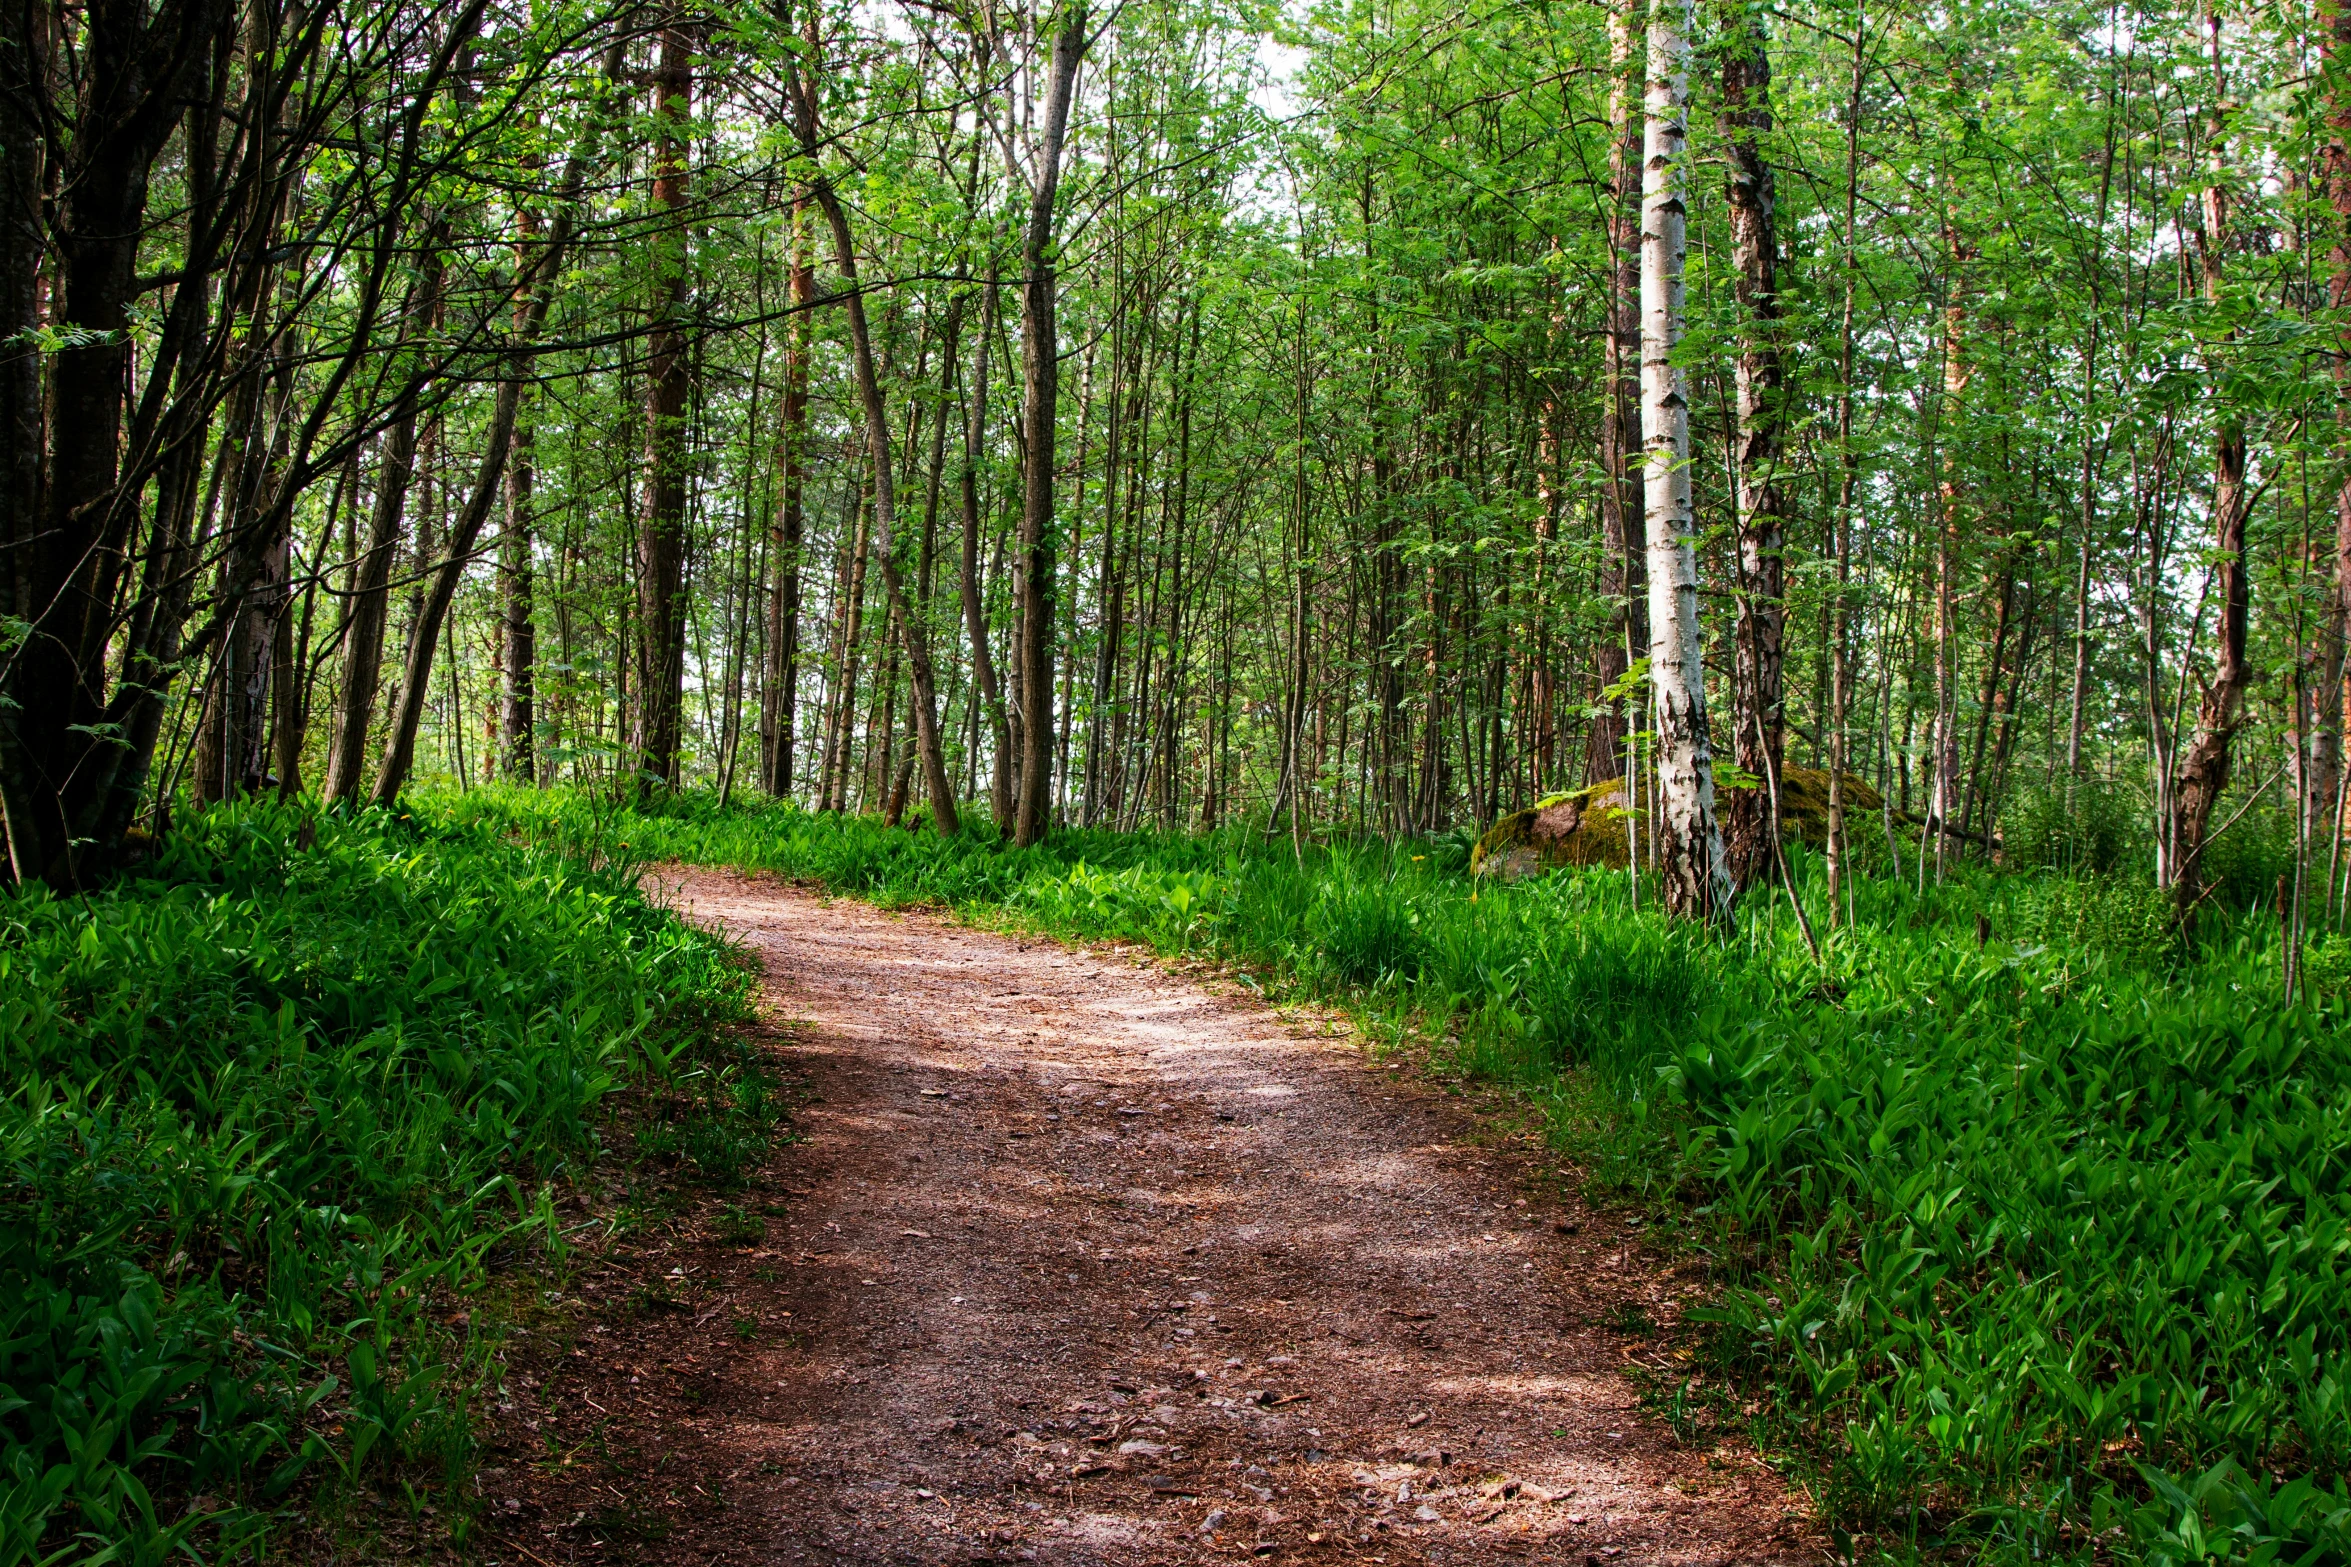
[0,800,752,1562]
[448,786,2349,1565]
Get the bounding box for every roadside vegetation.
[6,778,2338,1565]
[0,802,752,1562]
[449,785,2349,1567]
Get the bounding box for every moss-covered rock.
[1469,767,1885,880]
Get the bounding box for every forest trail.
[489,867,1805,1566]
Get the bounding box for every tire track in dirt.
[486,866,1805,1566]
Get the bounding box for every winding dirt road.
[483,868,1804,1566]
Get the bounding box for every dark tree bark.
[2173,40,2251,918]
[633,18,695,798]
[1720,9,1789,891]
[2314,0,2351,846]
[499,171,545,783]
[195,346,298,803]
[325,258,439,803]
[1012,8,1089,845]
[0,0,231,882]
[500,415,538,782]
[191,0,316,806]
[0,12,44,713]
[759,193,814,797]
[1585,0,1647,787]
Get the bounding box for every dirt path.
[484,868,1804,1566]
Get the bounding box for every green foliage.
[2010,872,2180,964]
[1302,870,1424,988]
[491,787,2350,1566]
[2301,933,2351,997]
[0,800,751,1560]
[633,1037,782,1189]
[2005,779,2145,877]
[2198,809,2301,914]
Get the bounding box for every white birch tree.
[1641,0,1734,924]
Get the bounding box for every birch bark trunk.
[1640,0,1732,924]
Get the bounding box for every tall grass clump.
[0,799,750,1561]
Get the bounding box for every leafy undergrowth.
[452,785,2350,1566]
[0,801,753,1562]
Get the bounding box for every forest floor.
[478,866,1810,1567]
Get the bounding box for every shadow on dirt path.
[483,867,1806,1566]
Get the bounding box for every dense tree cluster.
[5,0,2347,935]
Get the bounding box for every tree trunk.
[633,18,695,798]
[1013,8,1089,845]
[1930,223,1973,875]
[369,378,526,802]
[0,9,47,855]
[2315,0,2351,852]
[760,193,814,798]
[1721,5,1787,892]
[1825,8,1865,924]
[325,251,439,803]
[1641,0,1732,924]
[367,58,610,802]
[781,59,963,837]
[1084,294,1135,827]
[1586,0,1648,787]
[823,482,873,813]
[0,0,223,882]
[499,185,544,783]
[1960,560,2017,840]
[2066,479,2094,779]
[500,414,538,782]
[961,279,1015,831]
[2174,24,2252,918]
[195,336,290,804]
